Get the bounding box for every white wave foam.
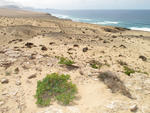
[51,13,91,22]
[51,13,70,19]
[130,27,150,32]
[94,21,119,25]
[71,18,92,22]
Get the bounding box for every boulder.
[1,78,9,84]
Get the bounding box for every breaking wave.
[93,21,119,25]
[130,27,150,32]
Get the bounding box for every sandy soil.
[0,8,150,113]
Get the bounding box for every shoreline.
[1,8,150,32]
[48,12,150,32]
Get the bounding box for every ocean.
[38,9,150,32]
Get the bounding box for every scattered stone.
[139,55,147,61]
[14,67,19,74]
[2,91,8,95]
[103,40,109,43]
[16,81,21,86]
[83,47,88,52]
[41,46,47,51]
[104,28,118,33]
[10,90,18,96]
[49,42,55,45]
[120,44,126,48]
[69,37,72,39]
[22,65,30,70]
[1,78,9,84]
[25,42,34,48]
[117,60,127,66]
[68,48,74,51]
[29,54,36,60]
[106,101,115,109]
[8,39,23,44]
[110,39,113,42]
[130,105,138,112]
[0,50,5,53]
[100,51,105,53]
[115,27,129,31]
[36,67,42,72]
[28,74,36,79]
[18,39,23,42]
[99,37,103,41]
[67,51,73,55]
[43,54,49,57]
[0,101,4,106]
[119,54,123,57]
[5,50,20,58]
[112,35,117,38]
[73,44,79,47]
[79,70,84,75]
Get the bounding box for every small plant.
[99,56,103,58]
[104,63,110,67]
[35,73,77,106]
[5,71,11,76]
[124,66,135,76]
[90,60,102,69]
[143,72,149,75]
[58,57,75,66]
[55,56,60,59]
[137,70,149,75]
[91,63,99,69]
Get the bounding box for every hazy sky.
[0,0,150,9]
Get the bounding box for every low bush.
[58,57,75,66]
[35,73,77,106]
[91,63,99,69]
[124,66,135,76]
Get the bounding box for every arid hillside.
[0,8,150,113]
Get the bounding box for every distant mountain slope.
[0,5,20,9]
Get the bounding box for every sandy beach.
[0,8,150,113]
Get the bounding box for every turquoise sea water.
[38,9,150,32]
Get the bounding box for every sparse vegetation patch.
[89,60,102,69]
[58,57,75,66]
[124,66,135,76]
[98,71,132,99]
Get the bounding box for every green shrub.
[143,72,149,75]
[35,73,77,106]
[91,63,99,69]
[124,66,135,76]
[90,60,102,69]
[58,57,75,66]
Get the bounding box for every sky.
[0,0,150,9]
